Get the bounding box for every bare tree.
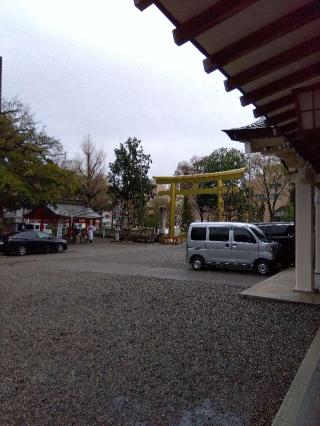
[250,154,289,221]
[76,135,108,211]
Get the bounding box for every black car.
[0,235,4,253]
[255,222,295,266]
[2,231,68,256]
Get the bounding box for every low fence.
[97,227,156,243]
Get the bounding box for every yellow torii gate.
[154,168,246,239]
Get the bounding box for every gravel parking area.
[1,241,320,425]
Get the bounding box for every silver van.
[186,222,281,275]
[24,223,53,235]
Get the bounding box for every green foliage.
[0,100,75,216]
[196,148,247,220]
[176,148,250,221]
[108,137,155,227]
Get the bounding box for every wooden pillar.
[68,217,73,237]
[314,188,320,274]
[159,206,166,235]
[40,216,44,231]
[169,183,176,240]
[294,168,316,293]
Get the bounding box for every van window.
[250,227,268,242]
[209,227,229,242]
[191,227,206,241]
[257,225,270,237]
[233,227,256,243]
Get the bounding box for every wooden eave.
[134,0,320,171]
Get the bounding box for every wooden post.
[169,183,176,240]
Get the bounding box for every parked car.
[186,222,282,275]
[24,223,53,234]
[2,231,68,256]
[255,222,295,266]
[0,235,4,253]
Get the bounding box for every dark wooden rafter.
[266,109,297,126]
[134,0,153,11]
[224,35,320,92]
[173,0,260,46]
[203,0,320,73]
[253,94,294,117]
[241,62,320,106]
[278,121,299,134]
[285,130,301,141]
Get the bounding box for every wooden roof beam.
[285,131,301,141]
[225,35,320,92]
[204,0,320,73]
[278,121,299,134]
[241,62,320,106]
[253,94,294,118]
[173,0,260,46]
[134,0,153,11]
[266,109,297,126]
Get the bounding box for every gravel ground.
[1,242,320,425]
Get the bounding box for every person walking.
[87,225,96,244]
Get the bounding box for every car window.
[190,227,207,241]
[287,225,294,235]
[209,227,229,242]
[37,232,50,239]
[270,225,290,236]
[233,227,256,243]
[24,224,34,230]
[12,231,35,240]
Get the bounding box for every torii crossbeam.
[154,168,246,239]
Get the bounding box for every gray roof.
[223,118,278,142]
[47,203,102,219]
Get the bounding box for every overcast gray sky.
[1,0,255,176]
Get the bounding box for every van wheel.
[17,246,27,256]
[191,256,204,271]
[255,260,270,276]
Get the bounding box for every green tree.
[176,148,249,221]
[0,100,74,228]
[108,137,154,228]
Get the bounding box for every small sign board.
[57,222,63,238]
